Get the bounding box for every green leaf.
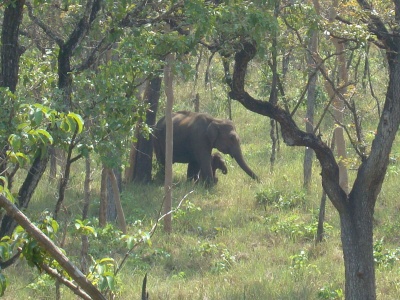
[36,129,54,144]
[106,275,115,291]
[8,134,21,150]
[33,110,43,126]
[99,277,108,291]
[99,257,114,265]
[67,112,84,133]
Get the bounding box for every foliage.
[1,0,399,298]
[289,249,319,280]
[373,238,400,269]
[0,90,84,168]
[317,284,344,300]
[196,241,236,274]
[264,213,333,242]
[256,188,306,209]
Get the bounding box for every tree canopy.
[0,1,399,299]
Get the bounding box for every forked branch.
[228,42,348,213]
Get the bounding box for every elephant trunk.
[232,150,259,181]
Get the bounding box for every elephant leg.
[187,162,200,182]
[199,157,214,186]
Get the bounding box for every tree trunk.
[99,167,107,227]
[0,0,25,181]
[0,0,25,93]
[125,124,139,183]
[106,171,117,222]
[133,77,162,183]
[0,149,49,238]
[80,155,91,273]
[340,202,375,299]
[164,53,175,233]
[328,0,349,194]
[106,168,127,233]
[303,28,318,191]
[227,33,400,298]
[268,0,279,171]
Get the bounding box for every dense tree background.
[0,1,398,299]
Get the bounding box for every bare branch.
[228,42,348,213]
[25,2,64,46]
[113,189,194,277]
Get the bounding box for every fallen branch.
[0,194,106,300]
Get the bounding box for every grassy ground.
[3,100,400,299]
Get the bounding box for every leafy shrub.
[256,189,305,210]
[267,214,332,242]
[317,284,344,300]
[196,242,236,274]
[373,238,400,268]
[290,250,319,280]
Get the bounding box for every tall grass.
[3,61,400,299]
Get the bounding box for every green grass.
[3,96,400,299]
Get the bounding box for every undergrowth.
[3,97,400,299]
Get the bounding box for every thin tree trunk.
[125,124,139,183]
[0,149,49,238]
[106,168,127,234]
[316,134,335,243]
[316,191,326,243]
[164,52,175,233]
[81,155,91,273]
[303,28,318,191]
[268,0,279,170]
[54,131,78,219]
[48,146,57,182]
[329,0,349,194]
[99,167,107,227]
[106,171,117,222]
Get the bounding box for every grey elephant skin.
[192,152,228,184]
[153,111,259,185]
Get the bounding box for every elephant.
[153,110,259,185]
[211,152,228,182]
[192,152,228,183]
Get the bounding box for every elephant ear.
[206,121,219,147]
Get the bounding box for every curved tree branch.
[228,42,348,213]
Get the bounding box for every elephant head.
[211,152,228,175]
[207,120,259,181]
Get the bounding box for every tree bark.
[227,31,400,297]
[328,1,349,194]
[0,0,25,93]
[0,149,49,238]
[81,155,91,273]
[0,195,106,300]
[163,53,175,233]
[0,0,25,184]
[106,168,127,234]
[99,167,107,227]
[303,28,318,191]
[268,0,279,171]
